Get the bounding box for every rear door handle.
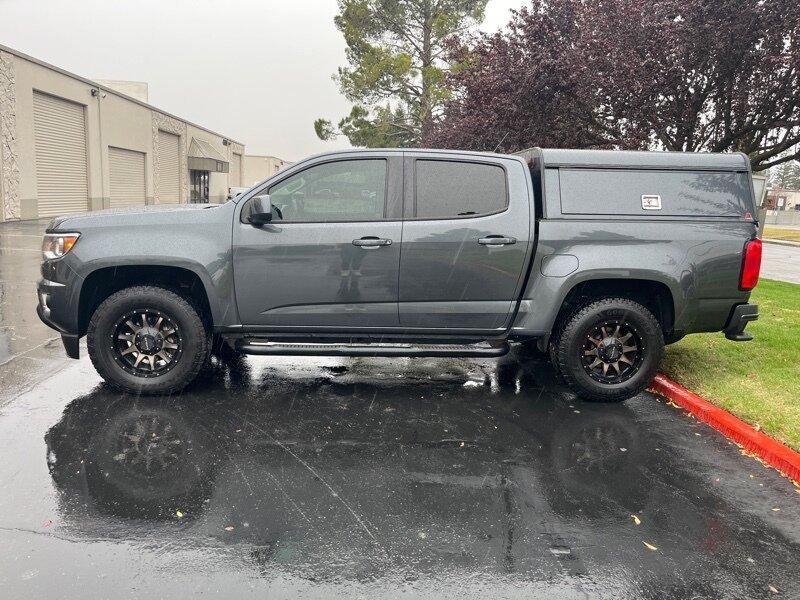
[478,236,516,247]
[352,236,392,248]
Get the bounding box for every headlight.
[42,233,80,260]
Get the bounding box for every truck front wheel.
[553,298,664,402]
[87,286,209,395]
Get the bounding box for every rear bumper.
[723,303,758,341]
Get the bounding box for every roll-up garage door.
[157,130,181,203]
[109,147,146,208]
[33,92,89,217]
[231,153,242,187]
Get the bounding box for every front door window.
[267,159,387,222]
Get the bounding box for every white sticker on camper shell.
[641,195,662,210]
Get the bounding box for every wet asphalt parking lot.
[1,221,799,599]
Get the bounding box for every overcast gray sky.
[0,0,524,161]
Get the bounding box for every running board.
[236,340,509,358]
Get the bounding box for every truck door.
[233,154,403,327]
[398,154,532,331]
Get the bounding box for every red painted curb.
[649,374,800,483]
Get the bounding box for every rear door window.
[414,160,507,219]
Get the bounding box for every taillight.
[740,238,762,291]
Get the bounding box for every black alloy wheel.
[111,309,183,378]
[581,320,644,384]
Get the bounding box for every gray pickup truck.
[37,148,762,401]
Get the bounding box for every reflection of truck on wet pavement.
[37,148,762,401]
[45,361,792,596]
[39,365,670,581]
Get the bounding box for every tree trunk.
[419,1,434,143]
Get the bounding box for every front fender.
[54,203,238,330]
[76,256,232,326]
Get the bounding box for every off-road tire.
[87,286,209,395]
[553,297,663,402]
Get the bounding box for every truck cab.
[233,150,532,332]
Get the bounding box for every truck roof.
[288,147,750,172]
[518,148,750,171]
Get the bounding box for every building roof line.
[245,154,291,161]
[0,42,244,146]
[94,78,148,85]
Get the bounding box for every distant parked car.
[37,148,761,401]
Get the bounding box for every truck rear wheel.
[87,286,209,395]
[553,298,663,402]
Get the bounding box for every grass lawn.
[763,227,800,243]
[660,278,800,451]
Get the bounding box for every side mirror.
[247,195,273,226]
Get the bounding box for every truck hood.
[48,203,224,231]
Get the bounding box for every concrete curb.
[649,374,800,483]
[762,237,800,248]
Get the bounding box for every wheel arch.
[77,263,217,336]
[551,277,676,341]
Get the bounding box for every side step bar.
[236,340,509,358]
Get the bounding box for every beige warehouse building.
[241,155,292,187]
[0,43,246,222]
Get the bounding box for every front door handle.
[352,236,392,248]
[478,235,516,247]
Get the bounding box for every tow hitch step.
[236,340,509,358]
